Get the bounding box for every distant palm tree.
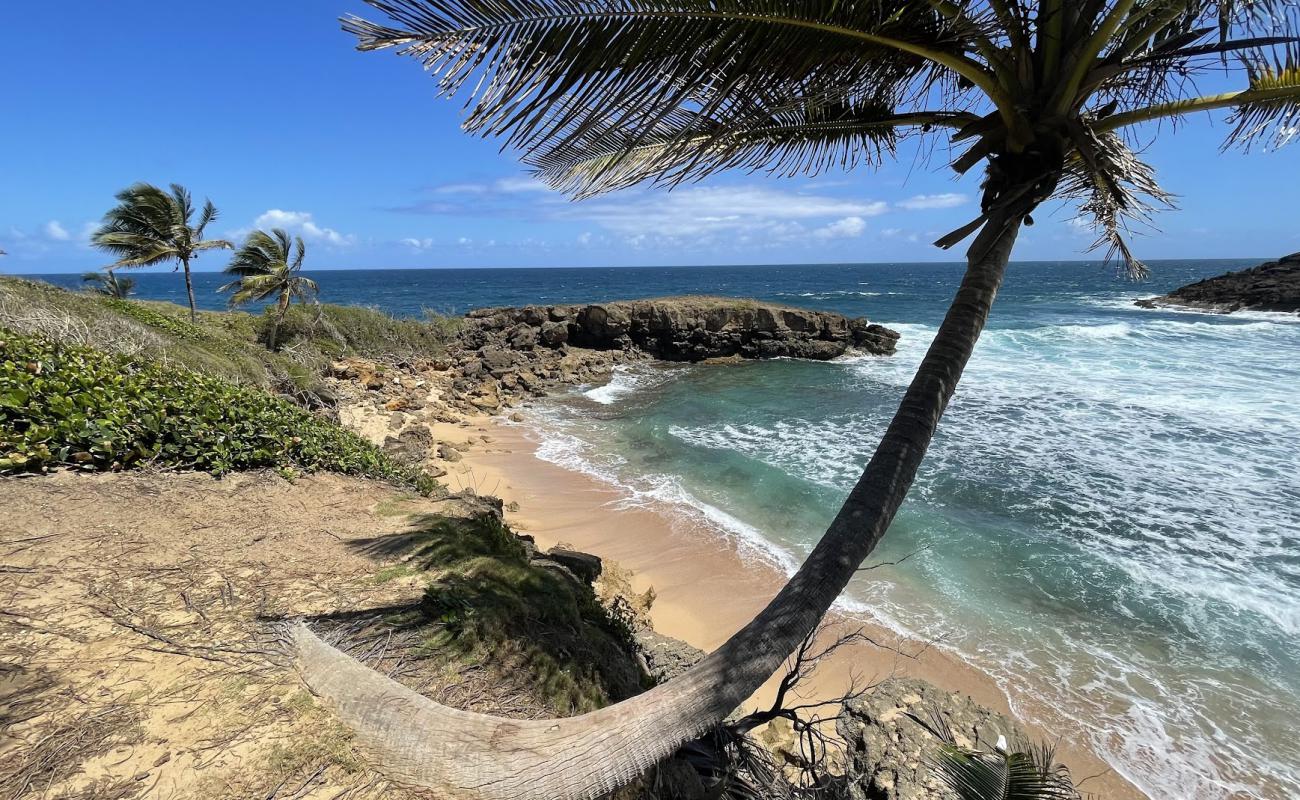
[299,3,1300,798]
[91,183,232,323]
[81,270,136,299]
[220,228,319,349]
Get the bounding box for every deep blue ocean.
[26,261,1300,798]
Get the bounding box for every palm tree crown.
[346,0,1299,273]
[221,228,318,349]
[91,182,232,321]
[299,4,1300,799]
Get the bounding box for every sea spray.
[522,293,1300,799]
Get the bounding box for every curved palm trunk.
[269,292,290,351]
[181,256,197,323]
[294,210,1023,800]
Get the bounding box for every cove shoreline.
[426,412,1148,800]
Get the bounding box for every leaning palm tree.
[293,3,1300,798]
[90,183,232,322]
[220,228,319,349]
[81,269,136,299]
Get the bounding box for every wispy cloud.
[394,176,557,215]
[569,186,888,240]
[896,193,968,211]
[43,220,70,241]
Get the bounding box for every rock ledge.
[1136,252,1300,313]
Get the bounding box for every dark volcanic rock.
[837,678,1033,800]
[545,547,603,584]
[439,296,900,414]
[465,296,900,362]
[1136,252,1300,313]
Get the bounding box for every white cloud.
[812,216,866,240]
[571,186,888,240]
[577,231,593,245]
[401,237,436,250]
[896,193,968,211]
[494,177,552,194]
[433,177,553,196]
[433,182,490,196]
[43,221,70,241]
[252,209,354,246]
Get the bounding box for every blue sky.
[3,1,1299,273]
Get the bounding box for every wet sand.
[432,416,1146,800]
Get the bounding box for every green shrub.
[272,304,460,360]
[100,297,210,342]
[0,328,439,494]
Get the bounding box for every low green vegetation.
[0,276,459,398]
[0,328,437,493]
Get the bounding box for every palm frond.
[934,746,1079,800]
[222,273,283,306]
[1058,127,1174,278]
[344,0,995,166]
[1224,44,1300,149]
[531,91,969,197]
[191,239,234,253]
[195,199,220,238]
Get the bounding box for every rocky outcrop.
[1136,252,1300,313]
[634,628,705,684]
[462,296,899,362]
[438,296,899,413]
[837,678,1033,800]
[337,297,899,417]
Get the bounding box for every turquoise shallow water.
[28,260,1300,797]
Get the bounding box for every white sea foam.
[1085,292,1300,324]
[778,290,884,298]
[524,299,1300,799]
[527,411,800,575]
[581,364,680,405]
[582,367,640,405]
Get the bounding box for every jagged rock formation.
[1136,252,1300,313]
[331,297,899,417]
[837,678,1033,800]
[462,296,900,361]
[441,296,899,412]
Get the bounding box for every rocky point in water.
[1136,252,1300,313]
[442,296,899,412]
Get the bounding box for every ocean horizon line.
[8,255,1269,277]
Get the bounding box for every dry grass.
[0,468,651,798]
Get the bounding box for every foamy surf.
[490,263,1299,800]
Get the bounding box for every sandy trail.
[0,470,459,800]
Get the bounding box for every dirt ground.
[0,469,484,800]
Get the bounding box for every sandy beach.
[427,413,1147,800]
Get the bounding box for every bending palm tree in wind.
[292,3,1300,798]
[220,228,319,350]
[81,270,136,299]
[91,183,232,323]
